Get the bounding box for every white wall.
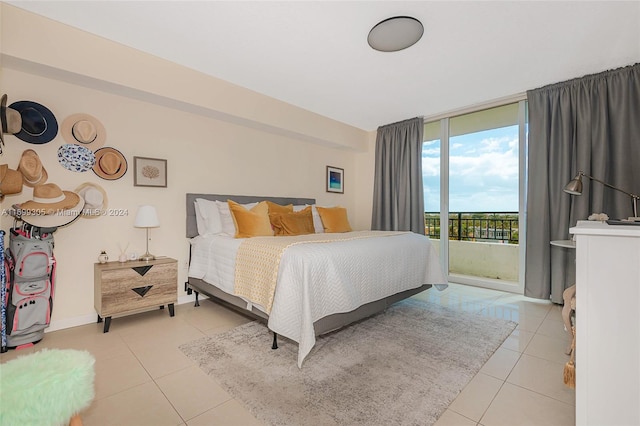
[0,4,376,330]
[429,240,519,282]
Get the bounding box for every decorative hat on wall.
[57,144,96,172]
[93,147,127,180]
[1,94,22,147]
[61,113,106,151]
[17,149,48,187]
[18,183,84,228]
[9,100,58,144]
[0,164,23,199]
[75,182,108,219]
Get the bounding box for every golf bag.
[4,226,56,348]
[1,230,6,352]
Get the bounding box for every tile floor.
[0,283,575,426]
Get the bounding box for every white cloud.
[422,128,520,211]
[422,156,440,176]
[422,147,440,156]
[449,135,518,180]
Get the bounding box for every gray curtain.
[371,117,425,234]
[525,63,640,303]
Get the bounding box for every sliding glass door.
[423,101,527,292]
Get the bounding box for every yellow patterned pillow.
[316,206,352,233]
[228,200,274,238]
[270,206,315,236]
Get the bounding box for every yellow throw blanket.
[234,231,407,313]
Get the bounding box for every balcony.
[425,212,519,282]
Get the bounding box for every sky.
[422,125,520,213]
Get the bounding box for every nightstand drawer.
[100,266,176,316]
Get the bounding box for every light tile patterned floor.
[0,283,575,425]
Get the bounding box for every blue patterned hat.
[57,144,96,172]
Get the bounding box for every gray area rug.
[179,298,517,426]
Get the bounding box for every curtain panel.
[371,117,425,234]
[525,63,640,303]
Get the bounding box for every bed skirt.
[186,277,432,336]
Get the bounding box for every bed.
[185,193,447,366]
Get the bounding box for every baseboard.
[45,292,209,333]
[448,274,522,294]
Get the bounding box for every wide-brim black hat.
[9,100,58,144]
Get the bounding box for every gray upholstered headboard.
[186,193,316,238]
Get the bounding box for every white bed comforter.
[189,231,446,367]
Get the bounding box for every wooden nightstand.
[94,257,178,332]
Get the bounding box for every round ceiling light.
[367,16,424,52]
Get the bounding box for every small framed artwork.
[133,156,167,188]
[326,166,344,193]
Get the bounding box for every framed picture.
[326,166,344,193]
[133,156,167,187]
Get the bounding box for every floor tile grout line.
[476,344,525,424]
[505,381,577,407]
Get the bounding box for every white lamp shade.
[134,205,160,228]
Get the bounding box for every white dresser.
[569,221,640,425]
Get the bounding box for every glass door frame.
[433,99,527,294]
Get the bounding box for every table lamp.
[564,171,640,220]
[134,205,160,261]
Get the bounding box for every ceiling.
[8,1,640,131]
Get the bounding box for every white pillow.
[295,204,324,233]
[216,200,257,236]
[194,201,208,235]
[195,198,223,235]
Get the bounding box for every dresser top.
[94,256,177,271]
[570,220,640,237]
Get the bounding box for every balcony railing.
[425,212,519,244]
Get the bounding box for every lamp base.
[139,253,155,261]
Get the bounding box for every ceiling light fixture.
[367,16,424,52]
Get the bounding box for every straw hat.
[19,183,84,228]
[0,164,23,199]
[1,94,22,146]
[9,100,58,144]
[75,182,108,219]
[57,144,96,172]
[62,113,106,151]
[93,147,127,180]
[17,149,48,187]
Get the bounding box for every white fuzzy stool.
[0,348,95,426]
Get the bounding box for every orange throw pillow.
[270,206,315,236]
[265,201,293,215]
[316,206,352,233]
[228,200,274,238]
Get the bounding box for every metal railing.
[425,212,519,244]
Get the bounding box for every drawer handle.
[131,285,153,297]
[132,265,153,276]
